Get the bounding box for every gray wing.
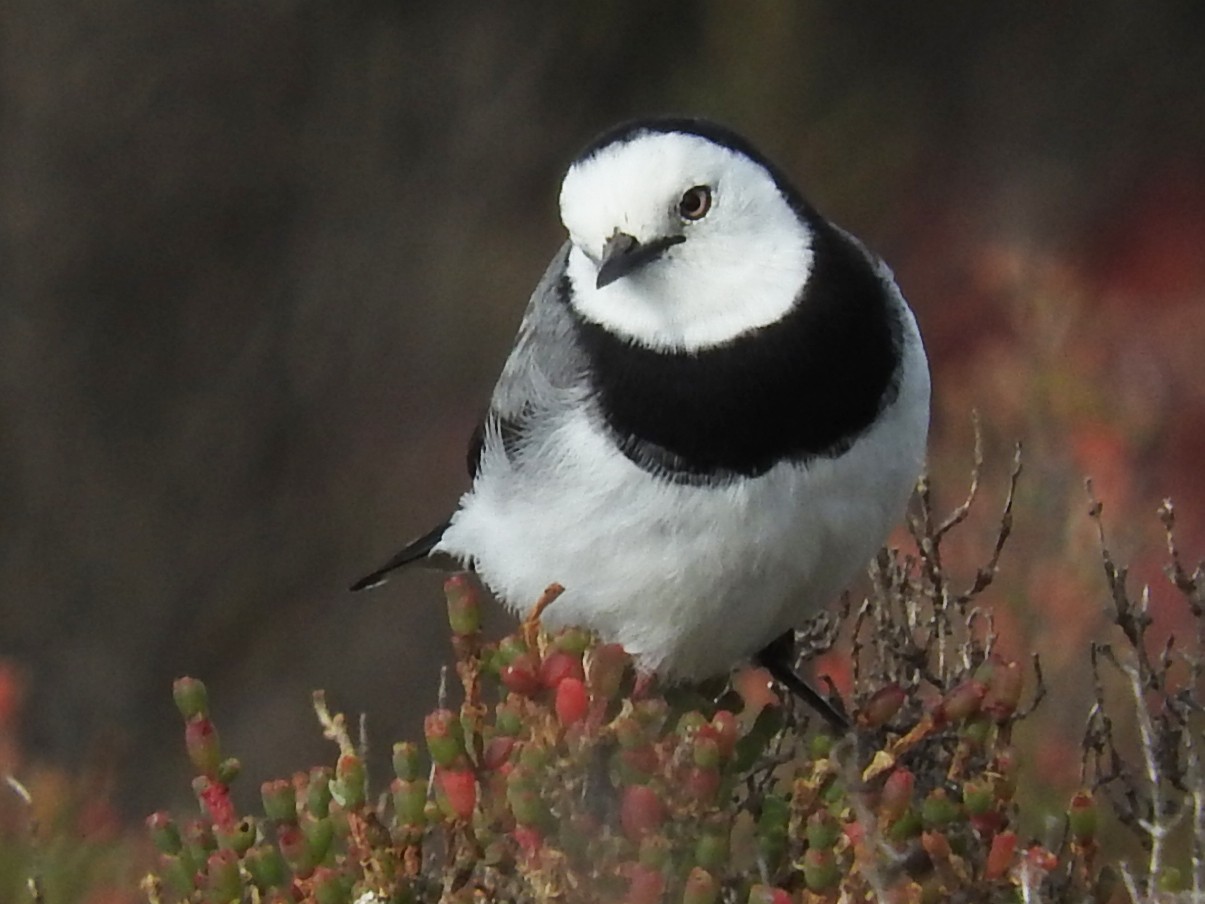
[468,241,590,475]
[352,242,589,591]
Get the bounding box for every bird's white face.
[559,130,814,352]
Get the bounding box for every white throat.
[564,237,812,351]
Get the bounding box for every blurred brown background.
[2,3,1204,816]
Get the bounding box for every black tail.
[349,520,451,591]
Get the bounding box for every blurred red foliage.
[901,156,1205,814]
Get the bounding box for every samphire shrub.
[141,443,1205,904]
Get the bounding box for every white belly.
[438,328,929,681]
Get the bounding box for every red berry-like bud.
[555,677,590,727]
[971,812,1006,836]
[435,766,477,822]
[984,830,1017,880]
[483,735,516,771]
[939,678,987,723]
[880,767,914,824]
[843,820,865,847]
[512,824,543,857]
[540,650,585,689]
[621,784,667,841]
[500,653,542,696]
[860,683,906,727]
[424,708,466,767]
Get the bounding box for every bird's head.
[559,119,816,352]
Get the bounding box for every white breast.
[437,301,929,681]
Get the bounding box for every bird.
[352,118,930,730]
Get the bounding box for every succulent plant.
[142,458,1205,904]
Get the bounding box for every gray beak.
[596,231,686,289]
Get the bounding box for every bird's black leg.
[755,631,850,733]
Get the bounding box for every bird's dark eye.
[678,185,712,221]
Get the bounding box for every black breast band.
[567,220,903,484]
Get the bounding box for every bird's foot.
[755,632,850,733]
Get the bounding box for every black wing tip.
[348,519,452,594]
[349,572,388,592]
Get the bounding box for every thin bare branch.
[1120,656,1178,895]
[1159,498,1203,612]
[312,690,356,757]
[934,410,985,543]
[954,441,1022,607]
